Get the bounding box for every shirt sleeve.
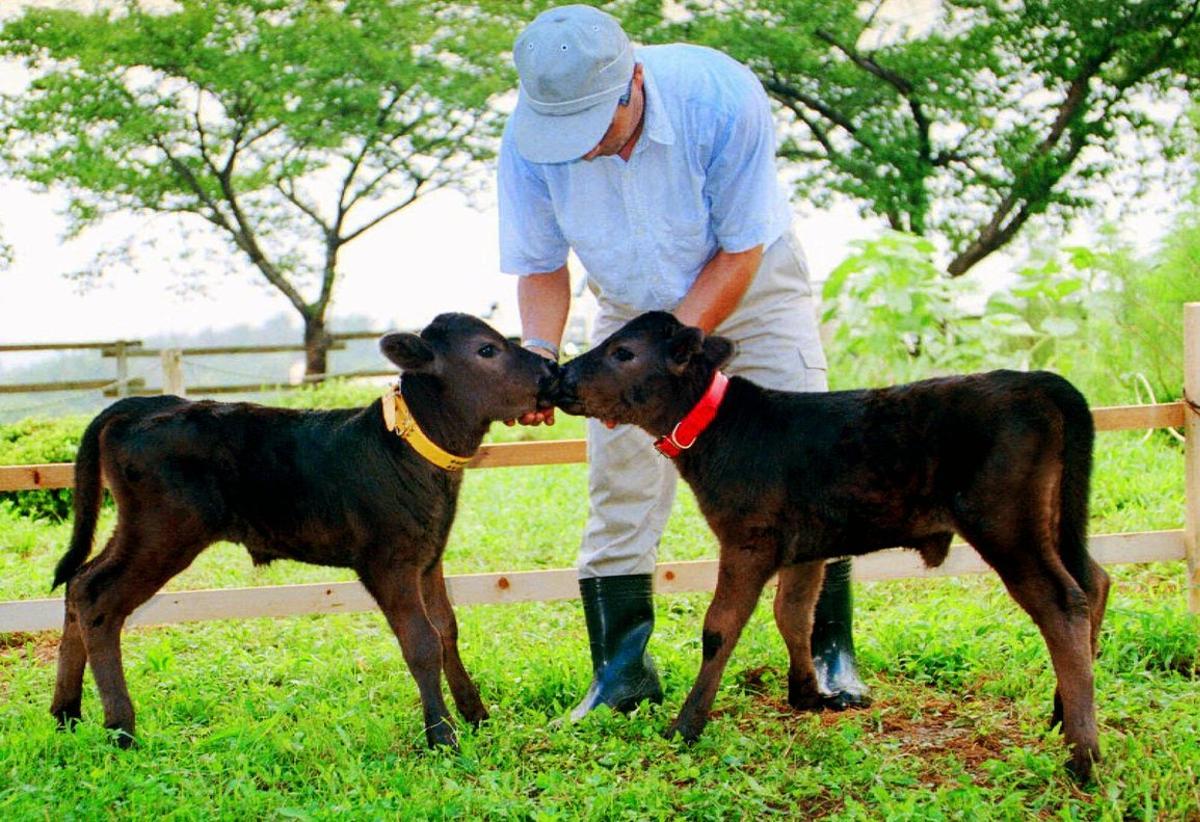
[703,74,782,254]
[498,127,569,275]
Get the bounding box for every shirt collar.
[635,52,676,151]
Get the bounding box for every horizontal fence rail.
[0,332,389,398]
[0,531,1184,633]
[0,403,1182,494]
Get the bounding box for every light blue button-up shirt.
[498,44,792,312]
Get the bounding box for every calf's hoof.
[106,726,137,749]
[788,673,828,712]
[461,702,489,729]
[52,705,82,730]
[1065,753,1095,784]
[789,674,868,713]
[425,721,459,750]
[1066,745,1100,784]
[663,715,705,745]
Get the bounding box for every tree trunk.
[303,315,331,381]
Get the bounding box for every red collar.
[654,371,730,458]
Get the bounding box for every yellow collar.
[381,382,473,471]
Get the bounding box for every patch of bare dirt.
[0,630,59,665]
[866,696,1023,780]
[726,666,1036,791]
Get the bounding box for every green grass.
[1,400,1197,818]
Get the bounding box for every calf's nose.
[537,364,562,406]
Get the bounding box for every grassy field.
[1,402,1198,819]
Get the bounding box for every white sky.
[0,177,896,344]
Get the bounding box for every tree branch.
[335,88,407,223]
[163,123,310,313]
[341,180,426,245]
[763,74,859,136]
[275,179,332,234]
[814,29,931,163]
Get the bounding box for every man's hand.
[673,245,763,332]
[506,407,556,427]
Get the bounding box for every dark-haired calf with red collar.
[553,310,1109,783]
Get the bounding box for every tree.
[632,0,1200,276]
[0,0,512,376]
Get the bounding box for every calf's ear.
[380,333,440,374]
[667,326,706,375]
[704,335,735,369]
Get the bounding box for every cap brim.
[511,90,622,164]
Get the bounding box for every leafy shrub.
[821,231,984,386]
[820,230,1094,388]
[820,199,1199,409]
[0,416,88,521]
[1076,208,1200,403]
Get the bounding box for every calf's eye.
[478,344,497,358]
[613,347,634,362]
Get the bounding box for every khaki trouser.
[579,230,829,577]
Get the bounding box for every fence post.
[161,348,185,397]
[114,340,129,398]
[1185,302,1200,614]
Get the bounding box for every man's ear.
[703,335,735,370]
[379,332,440,374]
[667,326,705,375]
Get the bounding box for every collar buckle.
[653,371,729,459]
[663,422,694,453]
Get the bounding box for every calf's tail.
[1052,376,1095,591]
[52,410,111,590]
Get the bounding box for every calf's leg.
[666,545,777,743]
[421,562,488,727]
[50,609,87,728]
[966,508,1101,783]
[998,559,1098,781]
[361,562,456,749]
[69,539,203,746]
[772,561,835,711]
[1051,557,1110,730]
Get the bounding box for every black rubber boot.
[569,574,664,721]
[811,558,871,710]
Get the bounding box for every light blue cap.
[511,5,634,164]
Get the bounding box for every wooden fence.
[0,331,391,398]
[1,304,1198,633]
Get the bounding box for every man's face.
[580,65,645,162]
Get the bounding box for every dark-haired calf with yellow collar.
[49,313,557,751]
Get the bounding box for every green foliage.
[820,230,1097,387]
[631,0,1200,275]
[0,416,88,521]
[821,231,984,385]
[821,179,1200,408]
[1076,208,1200,403]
